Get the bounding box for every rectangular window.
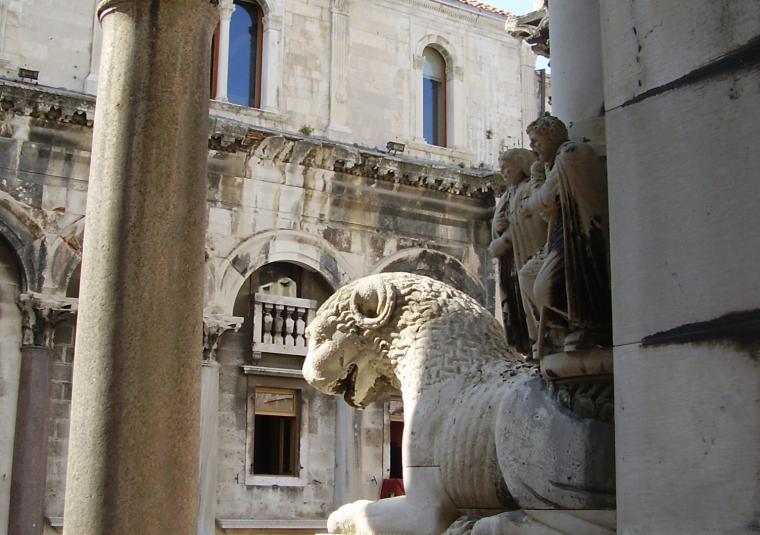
[252,387,299,476]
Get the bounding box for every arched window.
[228,0,264,108]
[422,47,446,147]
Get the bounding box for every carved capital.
[218,0,235,20]
[203,313,244,362]
[332,0,349,15]
[17,292,78,348]
[412,55,424,70]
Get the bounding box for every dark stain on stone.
[368,233,386,259]
[322,227,351,252]
[641,309,760,355]
[621,34,760,108]
[232,253,250,276]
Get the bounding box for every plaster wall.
[601,2,760,532]
[0,0,95,91]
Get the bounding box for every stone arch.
[372,248,486,305]
[47,216,85,295]
[212,230,357,314]
[0,192,45,292]
[414,34,458,69]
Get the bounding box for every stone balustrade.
[252,293,317,361]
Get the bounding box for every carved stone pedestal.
[541,348,612,381]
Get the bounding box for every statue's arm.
[523,167,558,215]
[492,192,511,236]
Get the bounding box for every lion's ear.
[350,277,395,330]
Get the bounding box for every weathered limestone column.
[547,0,605,146]
[62,2,217,535]
[9,293,76,535]
[214,0,235,102]
[599,2,760,532]
[197,314,242,535]
[325,0,352,141]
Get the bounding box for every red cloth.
[380,478,405,498]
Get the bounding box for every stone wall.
[0,79,497,531]
[0,0,536,167]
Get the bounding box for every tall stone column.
[9,293,76,535]
[547,0,605,147]
[325,0,352,140]
[62,2,217,535]
[214,0,235,102]
[197,314,242,535]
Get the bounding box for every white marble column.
[9,293,76,535]
[325,0,352,141]
[411,54,425,144]
[547,0,605,147]
[197,314,242,535]
[62,2,217,534]
[261,13,283,111]
[214,0,235,102]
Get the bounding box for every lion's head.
[303,273,513,408]
[303,274,400,408]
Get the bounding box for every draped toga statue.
[489,149,548,355]
[491,116,611,357]
[522,115,611,353]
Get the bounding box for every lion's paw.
[327,500,373,534]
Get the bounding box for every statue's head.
[498,148,536,186]
[527,115,569,163]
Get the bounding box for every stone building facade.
[0,1,538,533]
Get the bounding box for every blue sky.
[485,0,537,15]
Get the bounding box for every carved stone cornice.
[0,80,95,127]
[203,313,244,362]
[506,6,549,57]
[211,127,496,199]
[17,292,78,348]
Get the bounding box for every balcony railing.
[252,293,317,361]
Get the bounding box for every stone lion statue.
[303,273,615,535]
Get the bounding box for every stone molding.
[203,313,244,361]
[241,365,304,378]
[17,292,78,348]
[216,519,327,529]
